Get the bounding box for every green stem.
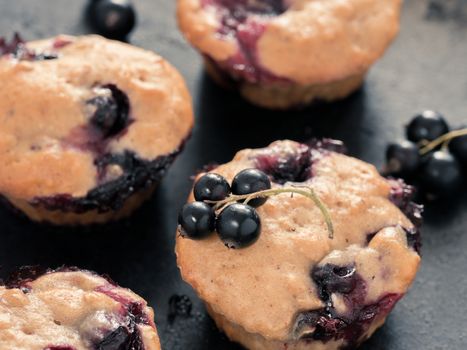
[210,187,335,239]
[419,128,467,155]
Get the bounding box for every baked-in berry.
[89,0,137,39]
[449,127,467,166]
[312,264,359,301]
[216,203,261,249]
[406,110,449,142]
[421,150,462,197]
[87,84,131,137]
[178,202,216,239]
[256,144,312,184]
[231,168,271,207]
[193,173,231,202]
[385,140,421,177]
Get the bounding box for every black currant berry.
[216,203,261,249]
[385,140,421,177]
[406,110,449,143]
[232,169,272,207]
[193,173,231,202]
[90,0,137,39]
[178,202,216,239]
[449,129,467,166]
[421,151,462,197]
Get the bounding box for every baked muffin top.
[0,35,193,202]
[178,0,402,84]
[0,268,160,350]
[176,140,421,342]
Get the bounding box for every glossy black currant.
[216,203,261,249]
[90,0,137,39]
[406,110,449,142]
[193,173,231,202]
[231,168,272,207]
[449,129,467,166]
[385,140,421,177]
[421,151,462,197]
[178,202,216,239]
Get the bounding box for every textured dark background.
[0,0,467,349]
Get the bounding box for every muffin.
[0,34,193,225]
[176,140,422,350]
[0,267,161,349]
[177,0,402,109]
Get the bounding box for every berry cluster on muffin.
[0,34,193,225]
[177,0,402,109]
[0,267,161,350]
[176,140,422,350]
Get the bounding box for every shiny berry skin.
[178,202,216,239]
[385,140,421,177]
[216,203,261,249]
[90,0,137,39]
[406,110,449,142]
[449,129,467,166]
[421,151,462,197]
[231,169,272,207]
[194,173,231,202]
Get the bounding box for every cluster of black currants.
[178,169,272,249]
[88,0,137,40]
[385,110,467,198]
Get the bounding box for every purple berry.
[232,169,271,207]
[178,202,216,239]
[216,203,261,249]
[406,110,449,142]
[421,150,462,197]
[385,140,421,177]
[193,173,231,202]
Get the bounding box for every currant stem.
[419,128,467,155]
[209,187,335,239]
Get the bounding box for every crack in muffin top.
[176,140,421,341]
[177,0,402,84]
[0,35,193,200]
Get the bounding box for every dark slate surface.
[0,0,466,349]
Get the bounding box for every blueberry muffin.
[176,140,422,350]
[177,0,402,109]
[0,34,193,225]
[0,267,161,349]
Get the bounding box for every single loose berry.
[90,0,137,39]
[406,110,449,143]
[178,202,216,239]
[193,173,231,202]
[216,203,261,249]
[421,150,462,197]
[449,128,467,166]
[232,168,272,207]
[385,140,421,177]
